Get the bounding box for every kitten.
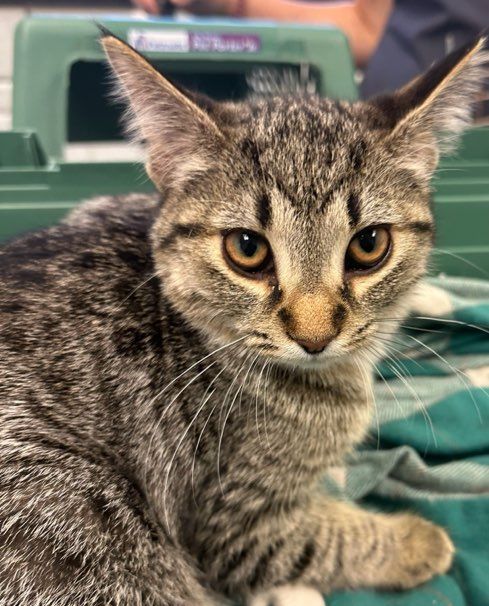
[0,31,485,606]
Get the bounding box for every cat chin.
[272,350,347,372]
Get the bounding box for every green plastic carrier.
[1,15,488,277]
[12,15,357,160]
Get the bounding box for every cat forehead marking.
[238,99,371,216]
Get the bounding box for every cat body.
[0,194,370,604]
[0,32,485,605]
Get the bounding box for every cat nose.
[290,334,334,355]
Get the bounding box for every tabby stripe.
[349,140,367,171]
[286,539,317,582]
[374,533,393,568]
[277,307,292,328]
[346,193,361,227]
[320,174,347,213]
[216,499,302,550]
[367,259,411,301]
[250,330,270,340]
[268,283,283,308]
[159,223,206,249]
[25,395,75,434]
[340,282,354,305]
[257,193,272,229]
[241,137,261,169]
[216,538,259,582]
[405,221,435,235]
[254,343,279,351]
[248,538,286,590]
[274,176,294,204]
[326,528,342,580]
[356,520,378,563]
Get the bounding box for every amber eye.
[222,230,273,277]
[345,226,391,272]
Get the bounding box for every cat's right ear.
[369,37,487,179]
[100,31,224,192]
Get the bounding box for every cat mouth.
[248,342,343,371]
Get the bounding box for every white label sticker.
[128,28,262,54]
[128,29,190,53]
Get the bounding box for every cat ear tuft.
[101,33,224,192]
[372,37,488,177]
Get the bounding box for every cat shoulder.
[62,192,160,235]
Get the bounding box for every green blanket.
[328,276,489,606]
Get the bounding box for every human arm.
[132,0,392,66]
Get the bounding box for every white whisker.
[353,356,379,450]
[364,345,405,419]
[432,248,489,279]
[377,342,438,452]
[406,334,485,424]
[254,357,270,452]
[116,270,162,310]
[152,335,247,402]
[262,360,274,451]
[413,316,489,336]
[162,386,217,530]
[217,352,259,495]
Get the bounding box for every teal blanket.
[328,276,489,606]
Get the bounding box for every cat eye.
[222,230,273,278]
[345,226,391,272]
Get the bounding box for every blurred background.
[0,1,139,134]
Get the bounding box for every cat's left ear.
[371,37,488,177]
[100,31,224,192]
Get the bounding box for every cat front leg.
[311,499,455,592]
[201,496,454,599]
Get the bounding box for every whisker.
[262,360,274,451]
[378,322,447,335]
[162,385,217,530]
[406,334,485,424]
[368,334,426,368]
[380,315,489,336]
[432,248,489,279]
[115,270,162,311]
[353,356,380,450]
[413,316,489,336]
[191,400,220,505]
[144,358,219,510]
[217,352,258,495]
[141,336,246,509]
[152,335,248,402]
[254,357,270,452]
[364,345,405,419]
[380,346,438,452]
[180,361,230,505]
[217,350,253,431]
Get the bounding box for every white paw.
[247,584,325,606]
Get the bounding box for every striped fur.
[0,36,485,605]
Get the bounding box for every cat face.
[102,33,486,368]
[150,98,434,367]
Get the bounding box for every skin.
[132,0,393,66]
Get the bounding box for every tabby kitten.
[0,31,485,606]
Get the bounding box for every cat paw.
[247,584,325,606]
[389,514,455,589]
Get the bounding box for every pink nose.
[292,335,334,354]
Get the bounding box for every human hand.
[132,0,160,14]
